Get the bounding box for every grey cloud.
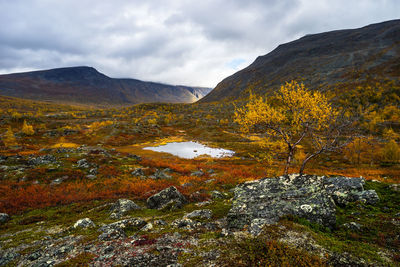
[0,0,399,87]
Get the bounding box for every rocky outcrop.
[110,199,142,218]
[227,174,379,234]
[146,186,187,210]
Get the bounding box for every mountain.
[201,19,400,102]
[0,67,212,106]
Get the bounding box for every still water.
[144,141,235,159]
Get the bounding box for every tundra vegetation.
[0,81,399,266]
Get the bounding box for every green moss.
[54,252,96,266]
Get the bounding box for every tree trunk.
[284,146,294,175]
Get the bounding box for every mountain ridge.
[0,66,212,106]
[200,19,400,102]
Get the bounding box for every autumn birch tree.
[235,81,353,175]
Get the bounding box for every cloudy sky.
[0,0,399,87]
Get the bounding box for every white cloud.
[0,0,399,87]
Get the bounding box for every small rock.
[191,170,204,177]
[73,218,95,228]
[131,168,145,177]
[77,158,90,168]
[151,169,172,180]
[389,184,400,192]
[27,251,42,261]
[343,222,362,231]
[146,186,187,210]
[0,213,10,224]
[98,228,126,241]
[86,174,97,180]
[195,200,212,207]
[141,223,153,232]
[171,218,201,230]
[110,199,142,218]
[184,209,212,220]
[154,219,168,226]
[205,178,215,184]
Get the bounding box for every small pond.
[144,141,235,159]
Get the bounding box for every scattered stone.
[89,168,98,175]
[389,184,400,192]
[343,222,362,231]
[150,169,172,180]
[184,209,212,220]
[154,219,168,226]
[141,223,153,232]
[28,155,57,166]
[99,218,147,232]
[0,252,20,266]
[73,218,95,228]
[147,186,187,210]
[191,170,204,177]
[77,159,90,168]
[0,213,10,224]
[27,251,42,261]
[227,174,380,230]
[51,176,68,185]
[131,168,144,177]
[171,218,201,230]
[110,199,142,218]
[98,228,126,241]
[205,178,216,184]
[85,174,97,180]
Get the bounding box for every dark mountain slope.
[0,66,212,106]
[201,19,400,102]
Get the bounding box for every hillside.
[0,67,212,106]
[201,19,400,102]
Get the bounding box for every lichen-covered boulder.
[146,186,187,210]
[73,218,95,228]
[110,199,142,218]
[227,174,379,234]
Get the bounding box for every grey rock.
[110,199,141,218]
[99,218,147,232]
[210,190,225,199]
[28,155,57,166]
[389,183,400,192]
[0,252,19,266]
[227,174,380,230]
[85,174,97,180]
[73,218,95,228]
[343,222,362,231]
[205,178,215,184]
[77,158,91,168]
[0,213,10,224]
[27,251,42,261]
[171,218,201,230]
[147,186,187,210]
[151,169,172,180]
[154,219,168,226]
[353,190,380,205]
[184,209,212,220]
[98,227,126,241]
[191,170,204,177]
[131,168,144,177]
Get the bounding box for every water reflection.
[144,141,234,159]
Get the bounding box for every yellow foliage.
[235,81,337,137]
[3,127,17,147]
[87,120,113,132]
[21,120,34,135]
[383,139,400,162]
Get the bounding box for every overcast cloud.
[0,0,399,87]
